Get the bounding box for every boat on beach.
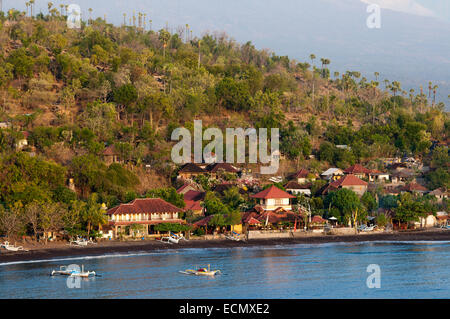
[180,264,221,276]
[1,242,28,252]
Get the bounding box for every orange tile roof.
[344,164,371,174]
[292,168,310,178]
[251,185,296,199]
[330,174,368,187]
[106,198,184,215]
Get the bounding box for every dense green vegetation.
[0,6,448,240]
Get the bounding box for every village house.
[436,212,449,227]
[390,169,416,184]
[428,188,448,203]
[177,163,207,180]
[206,162,239,179]
[290,168,317,184]
[285,181,312,196]
[181,189,205,216]
[418,213,438,228]
[368,170,390,183]
[319,174,368,196]
[344,164,371,179]
[250,185,295,211]
[102,145,123,165]
[105,198,185,238]
[401,182,428,195]
[176,183,199,195]
[320,168,344,181]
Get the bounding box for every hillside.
[0,8,448,211]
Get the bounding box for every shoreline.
[1,229,450,264]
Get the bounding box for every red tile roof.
[257,210,298,224]
[206,163,239,173]
[194,215,214,227]
[285,181,311,190]
[311,215,327,224]
[251,185,296,199]
[402,183,428,192]
[106,198,184,215]
[344,164,371,174]
[103,145,118,156]
[330,174,368,187]
[292,168,310,178]
[183,190,206,201]
[179,163,206,173]
[184,200,203,211]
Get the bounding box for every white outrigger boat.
[179,264,221,277]
[1,241,28,252]
[51,265,96,278]
[159,233,188,244]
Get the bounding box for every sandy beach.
[1,229,449,264]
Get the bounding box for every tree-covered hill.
[0,7,448,210]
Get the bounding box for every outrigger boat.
[179,264,221,276]
[159,233,187,244]
[51,265,96,278]
[1,241,28,251]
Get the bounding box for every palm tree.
[374,72,379,82]
[60,4,64,16]
[198,40,202,69]
[432,85,438,106]
[383,79,389,91]
[185,24,190,42]
[88,8,93,24]
[390,81,401,97]
[409,88,415,104]
[47,2,53,15]
[123,13,127,26]
[310,54,316,103]
[29,0,34,17]
[25,2,30,16]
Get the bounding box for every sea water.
[0,241,449,299]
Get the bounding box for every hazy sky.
[3,0,450,106]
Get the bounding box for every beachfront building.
[250,185,295,211]
[105,198,185,238]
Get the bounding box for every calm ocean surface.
[0,241,449,299]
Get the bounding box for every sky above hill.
[4,0,450,107]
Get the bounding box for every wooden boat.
[51,265,96,278]
[51,266,75,276]
[1,241,27,251]
[179,264,221,276]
